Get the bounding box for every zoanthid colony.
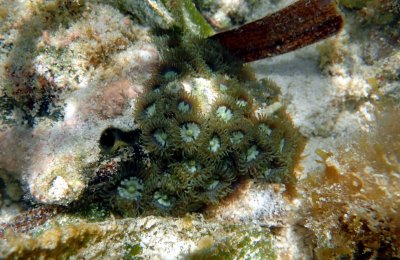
[106,27,305,216]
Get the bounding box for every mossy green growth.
[162,0,214,37]
[74,203,110,222]
[123,243,143,260]
[339,0,372,9]
[189,225,276,259]
[179,0,214,36]
[340,0,399,25]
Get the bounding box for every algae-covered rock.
[1,214,276,259]
[299,104,400,259]
[0,0,160,206]
[188,224,275,259]
[340,0,400,25]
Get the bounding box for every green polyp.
[153,129,169,147]
[263,168,273,179]
[180,122,201,142]
[154,191,172,208]
[118,177,144,201]
[209,136,221,153]
[259,123,272,136]
[230,131,244,144]
[216,106,233,122]
[184,159,201,173]
[219,83,228,92]
[207,180,219,190]
[218,158,234,172]
[236,99,248,107]
[279,139,285,153]
[178,101,191,112]
[246,145,260,162]
[166,81,182,93]
[152,83,162,93]
[165,71,178,80]
[144,103,156,117]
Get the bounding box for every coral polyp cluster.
[111,29,305,215]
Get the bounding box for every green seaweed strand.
[162,0,214,37]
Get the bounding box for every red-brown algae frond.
[211,0,344,62]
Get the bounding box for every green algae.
[1,213,277,259]
[160,0,215,36]
[188,225,276,259]
[340,0,371,9]
[123,243,143,260]
[177,0,215,36]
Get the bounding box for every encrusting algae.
[0,214,276,259]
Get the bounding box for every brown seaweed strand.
[210,0,344,62]
[0,205,65,238]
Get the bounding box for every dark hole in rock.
[99,127,142,151]
[99,128,116,150]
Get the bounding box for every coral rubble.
[0,1,159,206]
